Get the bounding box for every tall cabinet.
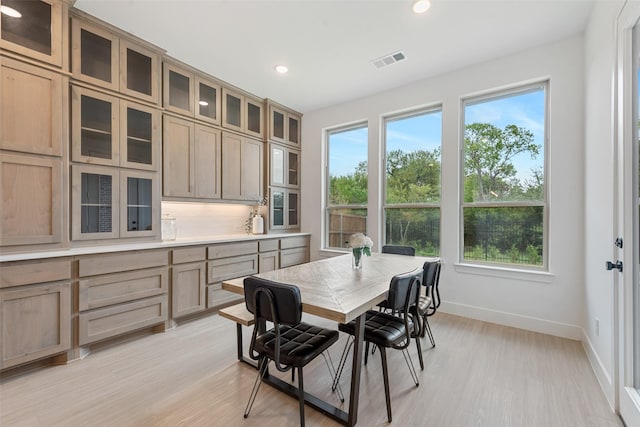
[69,11,163,242]
[0,0,71,249]
[266,100,302,230]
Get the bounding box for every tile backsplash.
[161,202,252,238]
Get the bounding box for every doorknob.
[605,260,623,272]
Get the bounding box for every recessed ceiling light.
[274,65,288,74]
[198,101,209,106]
[0,5,22,18]
[412,0,431,14]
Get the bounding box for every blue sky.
[329,88,545,183]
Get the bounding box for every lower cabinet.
[206,241,257,308]
[77,250,169,345]
[280,235,310,268]
[0,259,72,369]
[171,246,207,318]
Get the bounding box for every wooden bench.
[219,303,256,366]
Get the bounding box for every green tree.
[329,160,368,205]
[464,123,540,201]
[386,149,441,203]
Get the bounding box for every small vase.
[352,247,364,270]
[252,215,264,234]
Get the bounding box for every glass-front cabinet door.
[71,19,119,91]
[120,101,160,171]
[163,63,194,116]
[195,76,220,125]
[120,170,156,238]
[245,96,263,139]
[288,114,301,147]
[269,106,286,144]
[288,191,299,228]
[72,165,119,240]
[0,0,65,67]
[288,150,299,188]
[72,86,119,166]
[120,39,159,104]
[270,145,285,186]
[271,188,285,229]
[222,88,243,133]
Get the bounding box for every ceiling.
[73,0,595,114]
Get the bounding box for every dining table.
[221,251,436,426]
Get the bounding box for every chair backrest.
[386,267,423,312]
[422,260,442,313]
[381,245,416,256]
[244,276,302,326]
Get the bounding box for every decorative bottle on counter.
[252,214,264,234]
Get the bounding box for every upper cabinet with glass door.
[222,87,264,139]
[71,13,161,104]
[0,0,69,68]
[266,99,302,148]
[162,59,221,126]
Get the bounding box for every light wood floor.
[0,312,622,427]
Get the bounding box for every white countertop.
[0,232,311,263]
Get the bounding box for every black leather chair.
[243,277,340,426]
[333,267,423,422]
[413,260,442,349]
[381,245,416,256]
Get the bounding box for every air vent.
[371,51,406,69]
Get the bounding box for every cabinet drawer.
[172,246,206,264]
[280,236,308,250]
[78,295,168,345]
[1,282,71,369]
[259,239,279,252]
[208,254,258,283]
[280,247,308,268]
[79,267,168,311]
[79,249,169,277]
[172,262,206,318]
[208,241,257,259]
[206,283,243,309]
[258,251,279,273]
[1,259,71,288]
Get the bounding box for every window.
[326,124,368,249]
[462,82,547,268]
[384,108,442,256]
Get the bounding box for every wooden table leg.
[347,314,365,426]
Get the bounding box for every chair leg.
[332,336,354,392]
[424,316,435,347]
[415,335,424,370]
[364,341,370,365]
[401,348,420,387]
[321,352,345,402]
[298,366,305,427]
[379,347,392,422]
[244,357,269,418]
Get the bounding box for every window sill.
[454,263,554,283]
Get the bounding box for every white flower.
[348,233,373,249]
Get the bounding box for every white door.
[617,3,640,426]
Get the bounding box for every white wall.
[302,36,586,340]
[583,0,624,408]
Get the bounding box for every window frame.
[324,122,369,251]
[459,81,549,270]
[382,106,443,256]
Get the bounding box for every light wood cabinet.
[280,235,310,268]
[206,241,256,309]
[0,258,72,370]
[163,61,221,126]
[71,15,160,104]
[0,153,64,246]
[163,116,221,200]
[222,87,264,139]
[0,0,68,68]
[270,187,299,230]
[72,85,160,170]
[77,249,169,345]
[221,132,263,202]
[71,164,158,241]
[1,57,66,156]
[171,246,206,318]
[269,143,299,189]
[267,100,301,148]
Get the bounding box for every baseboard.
[439,301,583,340]
[581,329,615,410]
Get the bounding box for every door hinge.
[615,238,623,248]
[605,260,623,272]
